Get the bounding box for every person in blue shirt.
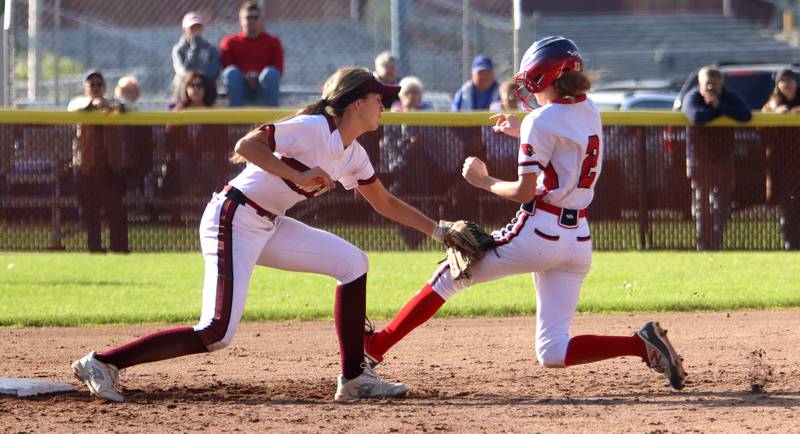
[681,66,752,250]
[452,55,500,111]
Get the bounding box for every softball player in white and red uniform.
[365,37,686,390]
[72,67,459,403]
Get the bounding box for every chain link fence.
[1,116,798,251]
[4,0,794,109]
[3,0,515,109]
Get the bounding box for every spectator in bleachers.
[383,76,447,248]
[451,54,500,111]
[374,51,400,109]
[449,55,495,223]
[115,75,141,111]
[391,76,431,112]
[681,66,752,251]
[357,51,401,176]
[761,69,800,250]
[172,12,220,104]
[165,72,228,204]
[484,78,521,181]
[68,70,129,253]
[175,71,216,109]
[221,1,283,107]
[762,69,800,113]
[490,79,523,112]
[114,75,155,206]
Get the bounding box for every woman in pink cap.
[172,11,220,102]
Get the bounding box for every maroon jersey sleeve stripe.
[279,157,327,198]
[258,123,277,152]
[357,174,378,185]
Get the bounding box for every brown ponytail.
[230,67,374,164]
[553,71,592,99]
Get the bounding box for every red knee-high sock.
[95,326,208,370]
[369,283,445,357]
[563,334,646,367]
[335,273,368,380]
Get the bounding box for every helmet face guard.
[512,73,537,111]
[515,37,583,110]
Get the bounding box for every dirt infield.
[1,310,799,433]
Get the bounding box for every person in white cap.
[172,11,220,103]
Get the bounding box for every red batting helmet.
[513,36,583,110]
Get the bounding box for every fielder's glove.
[432,220,495,280]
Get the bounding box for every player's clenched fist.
[462,156,489,189]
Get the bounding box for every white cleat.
[71,351,125,402]
[334,364,408,403]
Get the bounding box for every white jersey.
[228,114,376,215]
[517,95,602,210]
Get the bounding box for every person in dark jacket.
[172,12,220,104]
[762,69,800,250]
[681,66,752,250]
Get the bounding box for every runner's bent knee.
[336,248,369,284]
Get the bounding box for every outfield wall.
[1,110,798,251]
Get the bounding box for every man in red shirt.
[221,1,284,106]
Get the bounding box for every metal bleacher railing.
[1,110,799,252]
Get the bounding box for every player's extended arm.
[233,128,334,189]
[462,157,538,203]
[357,178,437,236]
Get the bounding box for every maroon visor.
[361,75,401,100]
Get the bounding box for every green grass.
[0,251,798,327]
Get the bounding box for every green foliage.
[15,53,85,80]
[0,251,798,327]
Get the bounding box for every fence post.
[3,0,15,107]
[461,0,471,84]
[28,0,42,102]
[50,159,64,250]
[54,0,61,106]
[636,127,649,250]
[390,0,408,76]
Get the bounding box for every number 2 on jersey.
[578,135,600,189]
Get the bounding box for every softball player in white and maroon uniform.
[72,67,460,403]
[365,37,686,390]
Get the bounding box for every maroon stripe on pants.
[197,198,239,347]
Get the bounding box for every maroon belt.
[222,185,277,220]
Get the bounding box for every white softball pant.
[430,207,593,368]
[193,192,368,351]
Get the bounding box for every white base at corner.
[0,378,75,397]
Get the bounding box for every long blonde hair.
[230,67,374,164]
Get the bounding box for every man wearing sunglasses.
[221,1,284,107]
[67,70,130,253]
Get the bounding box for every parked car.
[590,78,680,110]
[589,90,678,110]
